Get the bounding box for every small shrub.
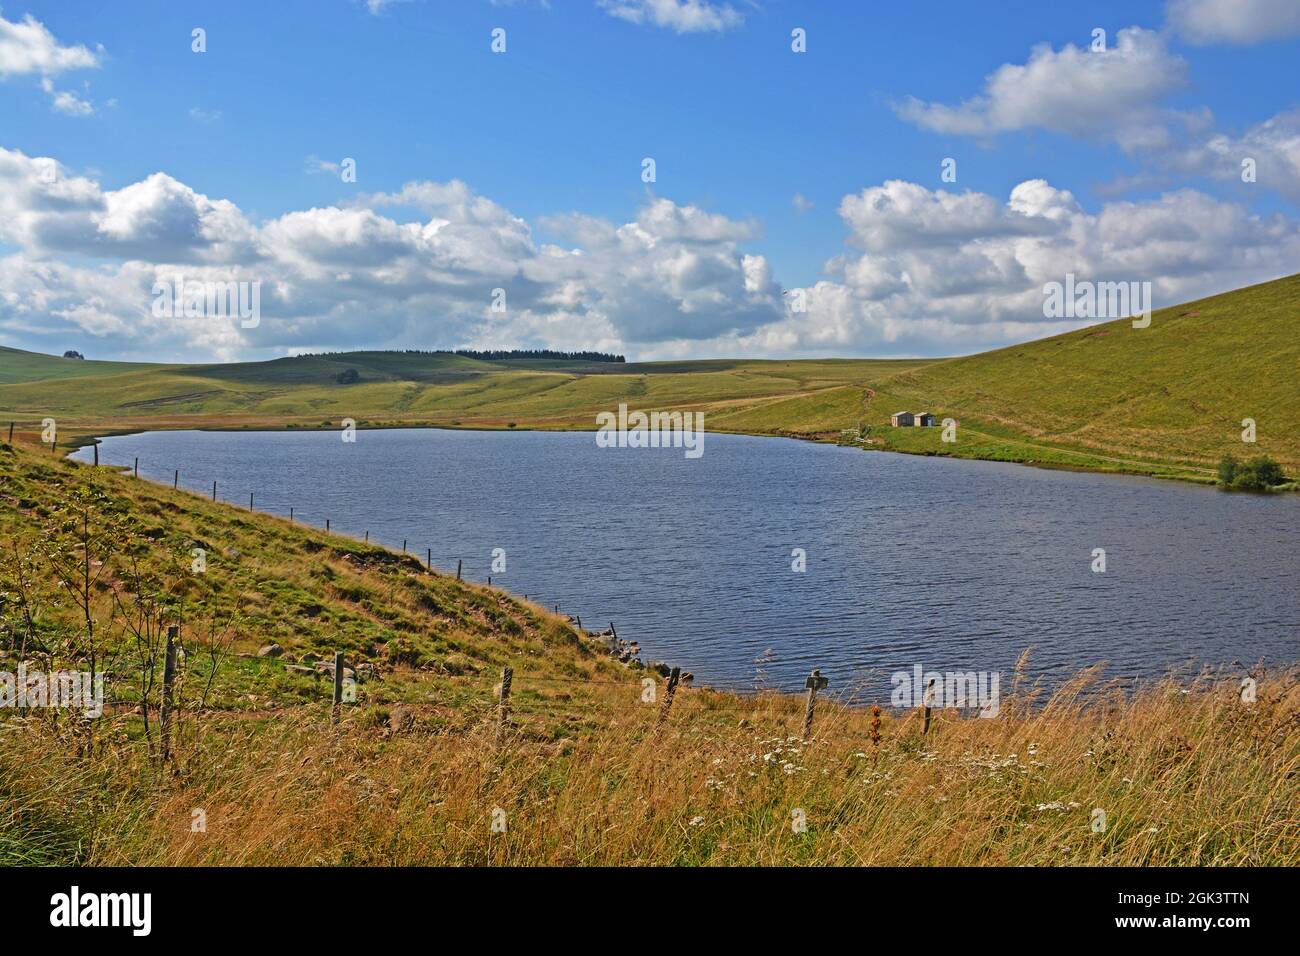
[1218,453,1286,491]
[1218,454,1239,485]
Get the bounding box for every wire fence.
[61,447,904,716]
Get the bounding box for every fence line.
[58,447,906,735]
[311,644,876,742]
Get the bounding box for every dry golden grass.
[4,665,1295,867]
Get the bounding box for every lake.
[76,429,1299,698]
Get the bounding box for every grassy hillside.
[0,272,1296,481]
[0,441,1296,865]
[865,273,1300,480]
[0,346,162,386]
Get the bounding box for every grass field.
[0,272,1296,483]
[1,441,1295,866]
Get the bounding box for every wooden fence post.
[326,518,330,533]
[426,548,431,570]
[332,651,345,724]
[159,625,179,764]
[249,492,254,511]
[496,666,513,746]
[922,677,936,735]
[134,457,138,477]
[173,469,178,489]
[456,559,462,581]
[402,539,406,553]
[289,507,294,524]
[93,444,99,466]
[212,481,217,502]
[364,531,369,543]
[802,669,829,742]
[6,422,11,443]
[658,666,681,726]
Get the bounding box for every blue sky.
[1,0,1298,362]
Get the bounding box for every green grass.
[861,273,1300,478]
[0,346,163,386]
[1,272,1296,481]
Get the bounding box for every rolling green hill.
[0,272,1296,481]
[865,272,1300,480]
[0,346,162,386]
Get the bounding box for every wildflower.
[688,816,704,827]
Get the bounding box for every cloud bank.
[3,146,1297,363]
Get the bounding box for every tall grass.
[2,667,1294,866]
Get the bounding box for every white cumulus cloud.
[598,0,743,34]
[0,13,103,117]
[1166,0,1300,44]
[0,146,781,359]
[0,12,100,77]
[895,27,1188,150]
[2,150,1298,363]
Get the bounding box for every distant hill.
[0,272,1295,481]
[0,346,162,386]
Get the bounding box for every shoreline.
[46,427,1298,699]
[57,417,1298,494]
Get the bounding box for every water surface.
[77,429,1299,697]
